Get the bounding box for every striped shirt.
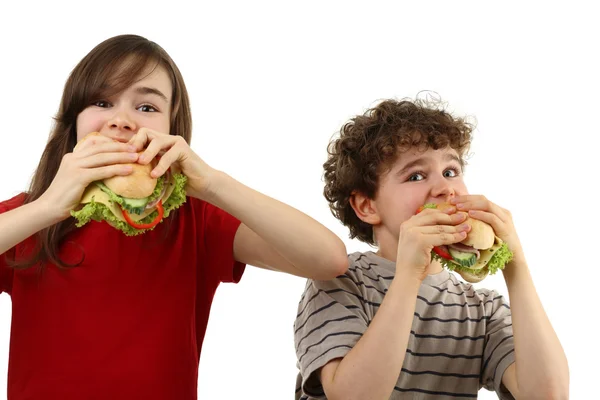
[294,251,515,400]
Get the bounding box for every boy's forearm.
[324,274,420,400]
[203,170,347,277]
[0,200,61,256]
[503,255,569,399]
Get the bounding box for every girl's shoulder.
[0,192,28,212]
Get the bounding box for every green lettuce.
[71,173,188,236]
[485,242,513,275]
[431,240,513,277]
[96,176,165,215]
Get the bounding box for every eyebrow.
[395,153,462,177]
[134,86,169,103]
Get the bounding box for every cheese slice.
[80,175,177,222]
[466,236,503,270]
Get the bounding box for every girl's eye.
[408,172,425,182]
[444,168,460,178]
[93,100,111,108]
[138,104,157,112]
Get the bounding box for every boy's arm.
[501,254,569,399]
[448,195,569,399]
[204,170,348,280]
[319,272,420,400]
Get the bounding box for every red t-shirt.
[0,193,246,399]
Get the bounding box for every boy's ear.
[349,191,381,226]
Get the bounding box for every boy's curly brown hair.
[323,97,474,245]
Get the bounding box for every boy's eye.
[444,168,459,178]
[138,104,157,112]
[408,173,425,182]
[93,100,111,108]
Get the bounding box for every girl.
[0,34,348,399]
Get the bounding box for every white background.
[0,1,597,398]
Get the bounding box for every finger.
[466,209,504,231]
[420,222,471,236]
[428,230,468,246]
[129,127,169,153]
[413,208,467,227]
[138,136,174,165]
[150,147,178,178]
[128,130,149,152]
[73,134,117,153]
[451,195,509,223]
[74,141,136,159]
[76,151,139,168]
[82,164,135,183]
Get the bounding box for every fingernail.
[129,153,138,160]
[456,203,465,209]
[127,145,136,152]
[452,213,465,221]
[468,210,477,216]
[460,223,470,230]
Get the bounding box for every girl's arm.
[205,170,348,280]
[128,128,348,280]
[0,199,62,255]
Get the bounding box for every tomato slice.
[121,200,164,230]
[433,245,453,260]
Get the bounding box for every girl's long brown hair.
[10,34,192,269]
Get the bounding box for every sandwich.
[417,202,513,282]
[70,132,187,236]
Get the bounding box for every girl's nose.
[107,108,137,133]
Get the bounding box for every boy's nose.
[430,180,455,200]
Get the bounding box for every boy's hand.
[449,195,525,261]
[396,206,470,282]
[128,128,217,200]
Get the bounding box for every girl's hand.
[38,137,138,221]
[449,195,524,259]
[396,206,470,282]
[128,128,216,200]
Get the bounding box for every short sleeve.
[202,201,246,283]
[294,274,369,399]
[480,290,515,400]
[0,196,21,295]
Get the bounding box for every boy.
[294,98,569,399]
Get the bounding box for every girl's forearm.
[0,199,62,255]
[204,170,348,277]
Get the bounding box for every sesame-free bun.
[457,268,488,283]
[103,160,157,199]
[437,202,495,250]
[75,132,158,199]
[462,217,495,250]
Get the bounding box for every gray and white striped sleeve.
[294,275,369,398]
[480,290,516,400]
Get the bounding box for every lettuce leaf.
[431,242,513,277]
[71,173,188,236]
[486,241,513,275]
